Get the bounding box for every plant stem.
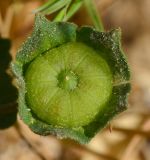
[84,0,104,31]
[34,0,105,30]
[34,0,72,15]
[50,0,83,22]
[54,0,71,21]
[63,0,83,21]
[33,0,58,13]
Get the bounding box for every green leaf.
[84,0,104,31]
[0,38,18,129]
[33,0,58,13]
[53,6,68,22]
[63,0,83,21]
[12,15,130,143]
[54,0,71,22]
[34,0,72,15]
[54,0,83,22]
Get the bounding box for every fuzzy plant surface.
[12,14,130,143]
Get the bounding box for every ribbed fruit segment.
[25,42,112,127]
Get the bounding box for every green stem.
[84,0,104,31]
[54,0,71,21]
[33,0,58,13]
[34,0,104,31]
[54,0,83,22]
[53,6,68,21]
[63,0,83,21]
[34,0,72,15]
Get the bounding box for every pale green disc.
[25,42,112,127]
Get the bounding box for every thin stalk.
[63,0,83,21]
[84,0,104,31]
[54,0,71,21]
[34,0,72,15]
[33,0,58,13]
[54,0,83,22]
[53,7,68,21]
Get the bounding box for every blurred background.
[0,0,150,160]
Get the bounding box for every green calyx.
[12,15,130,144]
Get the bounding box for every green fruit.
[25,42,112,127]
[12,15,130,143]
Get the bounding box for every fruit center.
[57,69,78,91]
